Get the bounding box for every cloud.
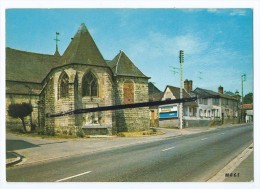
[126,31,208,60]
[229,9,247,16]
[207,9,248,16]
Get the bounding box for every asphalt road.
[7,124,253,182]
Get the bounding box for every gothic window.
[123,80,134,104]
[59,72,69,99]
[82,72,98,97]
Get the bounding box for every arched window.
[123,80,134,104]
[82,72,98,97]
[59,72,69,99]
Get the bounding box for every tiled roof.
[108,51,149,78]
[166,85,198,107]
[6,47,58,83]
[59,23,108,67]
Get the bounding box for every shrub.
[76,127,85,138]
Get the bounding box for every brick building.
[6,23,150,135]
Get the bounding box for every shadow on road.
[6,140,39,151]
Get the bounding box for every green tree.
[8,103,33,132]
[243,92,253,104]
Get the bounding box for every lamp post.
[241,74,246,123]
[179,50,184,129]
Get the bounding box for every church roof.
[59,23,107,67]
[108,51,149,78]
[6,47,58,83]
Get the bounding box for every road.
[7,124,253,182]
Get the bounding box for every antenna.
[198,71,203,80]
[169,66,179,76]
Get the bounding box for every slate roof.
[6,81,43,95]
[193,87,220,98]
[193,87,238,100]
[108,51,149,78]
[148,82,162,94]
[6,47,58,83]
[59,23,107,67]
[165,85,198,107]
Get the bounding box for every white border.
[1,1,259,189]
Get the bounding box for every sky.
[5,8,253,95]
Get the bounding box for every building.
[148,82,163,127]
[158,85,198,128]
[242,104,253,123]
[6,23,150,135]
[192,86,240,125]
[158,79,241,128]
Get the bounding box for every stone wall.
[114,76,150,132]
[42,64,114,134]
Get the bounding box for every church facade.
[6,23,150,135]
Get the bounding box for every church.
[6,23,150,135]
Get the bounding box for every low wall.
[82,126,108,135]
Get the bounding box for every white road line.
[55,171,92,182]
[162,147,175,152]
[201,138,208,141]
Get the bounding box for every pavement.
[6,124,253,181]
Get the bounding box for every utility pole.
[179,50,184,129]
[241,74,246,123]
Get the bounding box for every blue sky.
[6,8,253,95]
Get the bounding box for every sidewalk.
[6,124,248,167]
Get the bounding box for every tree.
[243,92,253,104]
[8,103,33,132]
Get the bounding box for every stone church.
[6,23,150,135]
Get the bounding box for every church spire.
[54,32,60,56]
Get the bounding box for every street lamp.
[241,74,246,123]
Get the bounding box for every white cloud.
[207,9,248,16]
[229,9,247,16]
[127,31,208,60]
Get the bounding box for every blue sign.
[159,111,178,118]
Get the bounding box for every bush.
[76,127,85,138]
[8,103,33,132]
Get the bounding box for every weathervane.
[54,32,60,52]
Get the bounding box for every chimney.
[184,79,189,92]
[188,80,193,93]
[184,79,193,93]
[218,85,223,94]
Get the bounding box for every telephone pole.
[179,50,184,129]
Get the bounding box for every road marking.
[55,171,92,182]
[200,138,208,141]
[162,146,175,152]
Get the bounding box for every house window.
[123,80,134,104]
[82,72,98,97]
[213,98,219,105]
[59,72,69,99]
[203,98,208,105]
